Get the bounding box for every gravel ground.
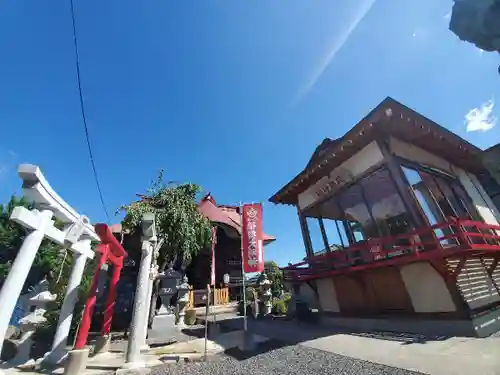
[150,340,425,375]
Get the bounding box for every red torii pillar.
[74,223,128,350]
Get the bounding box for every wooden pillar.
[376,138,426,228]
[74,245,108,349]
[318,218,330,252]
[297,206,314,258]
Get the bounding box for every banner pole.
[240,202,248,332]
[211,227,217,334]
[204,284,210,361]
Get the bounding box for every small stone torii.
[0,164,100,370]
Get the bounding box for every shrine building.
[271,97,500,338]
[194,194,275,300]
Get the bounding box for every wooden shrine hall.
[192,194,275,300]
[271,97,500,338]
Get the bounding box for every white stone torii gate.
[0,164,100,367]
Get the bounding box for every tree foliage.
[0,196,65,289]
[258,260,284,298]
[119,170,213,271]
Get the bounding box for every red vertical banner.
[210,226,217,286]
[241,203,264,273]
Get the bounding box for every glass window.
[450,181,481,221]
[402,166,452,246]
[306,217,325,255]
[361,169,413,238]
[338,184,376,243]
[322,218,348,249]
[402,167,444,224]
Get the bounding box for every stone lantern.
[11,279,57,368]
[259,274,272,315]
[176,275,190,326]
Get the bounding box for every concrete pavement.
[205,313,500,375]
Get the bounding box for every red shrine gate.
[74,223,127,349]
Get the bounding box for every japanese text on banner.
[242,203,264,273]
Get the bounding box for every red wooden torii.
[74,223,128,349]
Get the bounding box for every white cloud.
[290,0,377,108]
[465,100,497,132]
[443,11,452,21]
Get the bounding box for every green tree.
[258,260,284,298]
[119,170,213,324]
[0,195,64,288]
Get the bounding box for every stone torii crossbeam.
[0,164,100,369]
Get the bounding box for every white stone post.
[0,208,54,358]
[122,213,156,369]
[44,247,90,365]
[140,239,162,350]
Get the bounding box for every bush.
[245,287,256,302]
[272,298,287,315]
[184,308,197,325]
[282,293,292,304]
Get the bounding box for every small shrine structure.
[272,97,500,337]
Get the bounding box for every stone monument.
[259,274,272,315]
[176,275,190,326]
[149,267,182,340]
[9,279,57,369]
[158,267,182,315]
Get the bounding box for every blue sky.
[0,0,498,266]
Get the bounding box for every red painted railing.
[282,219,500,281]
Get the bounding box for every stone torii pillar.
[121,213,157,371]
[140,237,162,351]
[0,164,99,366]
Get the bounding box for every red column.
[101,263,122,336]
[74,245,108,350]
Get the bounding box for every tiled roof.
[198,194,276,243]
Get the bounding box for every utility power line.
[69,0,111,223]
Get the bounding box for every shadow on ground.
[180,314,455,361]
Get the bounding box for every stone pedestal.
[63,348,90,375]
[149,314,176,342]
[150,268,181,340]
[94,335,111,354]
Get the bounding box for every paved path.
[206,314,500,375]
